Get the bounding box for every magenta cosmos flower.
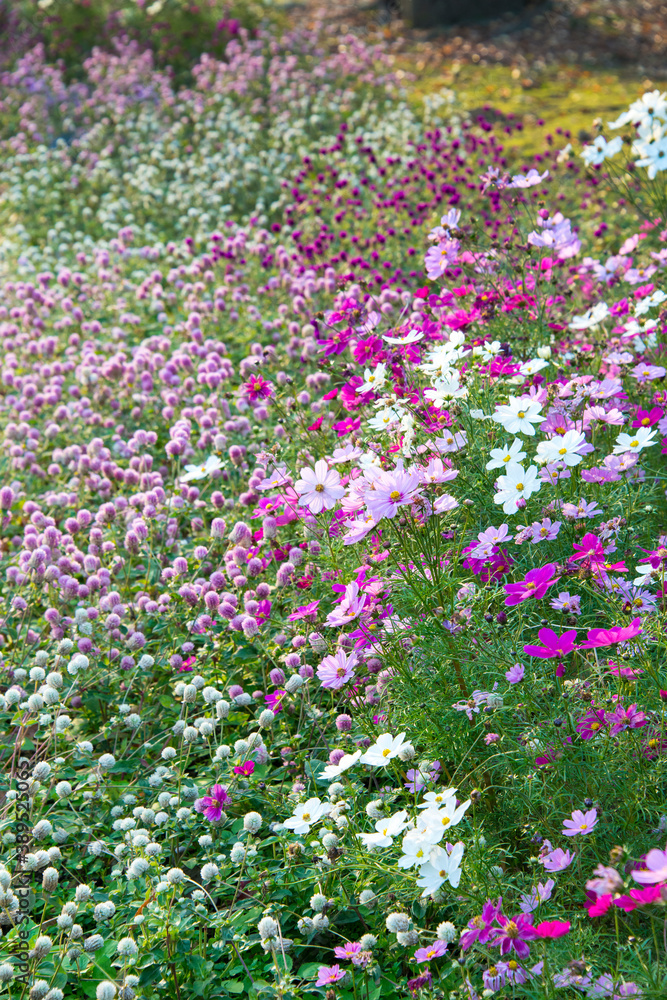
[523,627,577,659]
[578,617,642,649]
[489,913,537,958]
[295,460,345,514]
[562,808,598,836]
[194,784,230,822]
[316,649,357,690]
[503,564,559,607]
[460,897,502,950]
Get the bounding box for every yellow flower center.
[441,815,450,826]
[382,748,391,757]
[630,440,639,448]
[302,812,311,821]
[315,484,325,492]
[516,482,524,491]
[389,490,401,501]
[505,921,519,938]
[518,411,525,418]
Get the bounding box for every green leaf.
[305,758,328,784]
[220,981,245,994]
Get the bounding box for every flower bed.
[0,24,666,1000]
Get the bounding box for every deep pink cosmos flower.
[460,898,502,950]
[194,784,230,822]
[562,808,598,836]
[233,761,255,777]
[535,920,570,938]
[316,965,345,986]
[265,689,286,713]
[413,940,448,963]
[614,885,664,911]
[490,913,537,958]
[503,564,559,606]
[632,405,663,428]
[578,618,642,649]
[571,532,605,563]
[587,893,614,917]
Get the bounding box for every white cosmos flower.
[356,363,387,394]
[397,830,434,869]
[416,842,465,897]
[357,810,408,849]
[383,329,423,345]
[535,430,588,467]
[283,797,331,835]
[417,788,458,810]
[519,358,549,376]
[580,135,623,166]
[492,397,543,436]
[493,464,542,515]
[417,798,471,838]
[613,427,658,454]
[295,460,345,514]
[320,749,362,780]
[568,302,610,330]
[486,439,526,471]
[424,376,467,407]
[359,732,407,766]
[180,455,223,482]
[367,407,402,432]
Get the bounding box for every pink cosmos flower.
[484,732,501,745]
[316,965,345,986]
[549,592,581,615]
[295,460,345,514]
[523,628,577,659]
[579,618,642,649]
[194,784,230,822]
[587,893,614,917]
[562,808,598,837]
[606,703,648,735]
[316,649,357,689]
[489,913,537,958]
[413,939,448,963]
[325,580,368,627]
[539,847,575,872]
[243,375,274,401]
[365,469,423,521]
[504,564,559,606]
[632,847,667,884]
[334,942,362,961]
[287,600,320,622]
[505,663,525,684]
[535,920,570,938]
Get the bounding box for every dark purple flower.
[489,913,537,958]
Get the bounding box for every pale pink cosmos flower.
[295,459,345,514]
[539,847,575,872]
[316,649,358,689]
[325,581,368,627]
[562,808,598,837]
[632,847,667,885]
